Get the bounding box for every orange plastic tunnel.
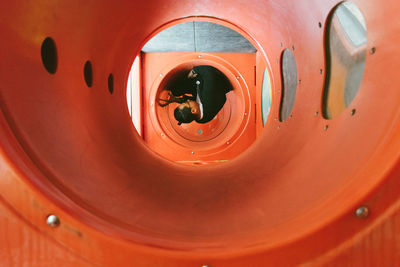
[1,0,400,266]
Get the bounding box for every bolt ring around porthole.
[147,53,251,152]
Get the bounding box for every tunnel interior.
[0,0,400,262]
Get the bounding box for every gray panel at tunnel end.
[142,21,257,53]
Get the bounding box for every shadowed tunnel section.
[0,0,400,266]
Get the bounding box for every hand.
[157,92,185,107]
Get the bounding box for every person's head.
[174,100,200,125]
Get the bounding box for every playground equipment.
[0,0,400,266]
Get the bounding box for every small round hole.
[370,47,376,54]
[351,109,356,116]
[318,22,322,28]
[324,125,329,131]
[315,111,319,116]
[41,37,57,74]
[84,61,93,87]
[108,73,114,94]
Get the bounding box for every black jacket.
[170,65,232,123]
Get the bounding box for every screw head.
[198,55,202,58]
[370,47,376,54]
[191,151,195,155]
[355,206,369,219]
[159,73,163,77]
[244,112,248,116]
[236,76,240,79]
[226,141,230,145]
[46,215,60,228]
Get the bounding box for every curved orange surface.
[0,0,400,266]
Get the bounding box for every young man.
[166,65,233,125]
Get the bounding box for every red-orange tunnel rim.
[0,0,400,265]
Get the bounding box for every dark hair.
[174,106,196,125]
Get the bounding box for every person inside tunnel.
[158,65,233,125]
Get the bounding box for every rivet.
[198,55,202,58]
[150,103,154,107]
[370,47,376,55]
[226,141,230,145]
[351,109,356,116]
[318,22,322,28]
[320,69,323,74]
[159,73,163,77]
[46,214,60,228]
[315,111,319,116]
[298,79,301,84]
[355,206,369,219]
[236,76,240,79]
[161,133,165,137]
[292,45,295,51]
[191,151,195,155]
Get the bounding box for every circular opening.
[126,19,270,165]
[108,73,114,94]
[84,61,93,87]
[41,37,57,74]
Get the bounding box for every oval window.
[323,1,367,119]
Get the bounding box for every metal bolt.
[324,125,329,131]
[226,141,230,145]
[159,73,163,77]
[370,47,376,55]
[244,112,248,116]
[236,76,240,79]
[355,206,369,219]
[198,55,202,58]
[191,151,195,155]
[46,214,60,228]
